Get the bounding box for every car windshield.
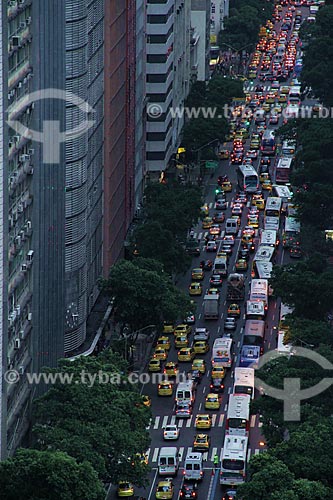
[158,486,171,492]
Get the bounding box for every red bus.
[275,157,292,184]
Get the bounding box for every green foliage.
[32,351,151,486]
[100,259,192,331]
[0,449,105,500]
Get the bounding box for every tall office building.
[191,0,210,81]
[210,0,229,42]
[146,0,191,175]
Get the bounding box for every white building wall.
[210,0,229,43]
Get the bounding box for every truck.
[185,237,200,256]
[203,294,219,319]
[226,274,245,301]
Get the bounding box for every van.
[184,451,204,481]
[254,109,265,124]
[175,381,195,404]
[214,256,228,276]
[158,447,180,476]
[225,218,238,235]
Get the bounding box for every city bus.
[239,345,260,368]
[264,197,282,218]
[246,300,265,320]
[264,216,280,232]
[226,394,251,436]
[282,217,300,248]
[220,435,248,486]
[250,279,268,309]
[233,367,255,399]
[243,319,265,353]
[275,157,292,184]
[237,165,259,193]
[276,302,294,354]
[251,246,274,279]
[212,337,233,367]
[272,184,293,212]
[279,302,294,331]
[261,130,276,156]
[260,229,278,248]
[281,139,296,157]
[210,45,220,71]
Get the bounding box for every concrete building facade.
[210,0,229,43]
[191,0,210,81]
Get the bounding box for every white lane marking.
[198,232,202,240]
[179,447,185,461]
[178,419,184,428]
[255,448,260,455]
[212,414,217,427]
[146,448,151,460]
[153,416,160,430]
[147,468,159,500]
[228,386,232,394]
[234,355,238,364]
[162,416,168,428]
[247,448,252,462]
[268,342,271,349]
[237,340,240,347]
[219,447,224,461]
[231,370,234,378]
[224,403,228,412]
[203,386,206,394]
[250,414,256,427]
[210,447,218,461]
[199,402,202,411]
[258,420,263,428]
[217,325,221,334]
[209,202,213,209]
[152,448,159,462]
[220,312,224,319]
[170,416,176,425]
[218,414,225,427]
[198,313,202,319]
[203,451,208,461]
[186,416,193,428]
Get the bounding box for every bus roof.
[273,185,293,201]
[222,435,248,459]
[256,261,272,278]
[234,367,255,385]
[244,318,265,335]
[246,301,265,317]
[254,246,275,262]
[260,229,277,246]
[213,337,232,349]
[238,164,257,176]
[277,157,292,169]
[276,332,292,354]
[264,216,280,231]
[227,394,251,419]
[284,217,300,233]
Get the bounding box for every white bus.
[226,394,251,436]
[276,302,294,355]
[212,337,233,367]
[220,436,248,485]
[246,300,265,320]
[250,279,268,309]
[272,184,293,213]
[237,165,259,193]
[264,197,282,218]
[282,217,300,248]
[281,139,296,157]
[260,229,278,248]
[275,157,292,184]
[288,85,301,104]
[233,367,255,399]
[255,261,273,280]
[251,246,274,279]
[264,216,280,232]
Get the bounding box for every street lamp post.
[219,42,254,75]
[192,139,220,179]
[121,324,157,361]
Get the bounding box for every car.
[201,259,213,271]
[180,482,198,500]
[280,85,289,94]
[163,424,180,440]
[193,327,209,342]
[211,364,226,379]
[232,205,242,216]
[290,246,302,258]
[195,414,212,429]
[219,149,230,160]
[157,336,171,351]
[174,324,191,336]
[205,393,221,410]
[223,235,235,246]
[224,317,236,330]
[278,94,287,103]
[271,80,279,89]
[246,149,258,159]
[164,362,179,378]
[188,369,203,386]
[156,479,174,500]
[175,401,193,418]
[192,358,206,373]
[193,340,209,354]
[215,191,226,202]
[262,179,273,191]
[210,274,223,287]
[208,288,220,297]
[193,433,210,451]
[153,347,168,361]
[189,282,202,296]
[213,212,225,223]
[269,114,279,125]
[220,244,232,257]
[256,124,266,136]
[209,377,225,393]
[175,334,189,348]
[222,489,237,500]
[235,258,248,271]
[178,347,196,362]
[206,241,217,252]
[227,303,241,317]
[236,192,247,203]
[158,380,174,396]
[243,224,256,235]
[238,247,250,261]
[215,199,228,210]
[210,224,221,236]
[248,215,259,229]
[221,181,232,192]
[202,217,213,229]
[251,198,265,210]
[259,171,271,183]
[191,268,204,280]
[117,481,134,497]
[262,102,271,113]
[148,358,161,372]
[260,156,271,166]
[184,311,196,325]
[163,322,174,334]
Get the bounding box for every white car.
[194,328,210,341]
[246,150,258,159]
[223,235,235,246]
[163,424,180,440]
[271,80,280,89]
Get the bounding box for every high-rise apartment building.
[210,0,229,42]
[191,0,210,81]
[146,0,191,175]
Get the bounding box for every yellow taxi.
[221,181,232,192]
[280,85,289,94]
[178,347,195,362]
[192,358,206,374]
[195,414,212,429]
[239,127,249,139]
[156,336,171,351]
[193,433,210,451]
[202,217,213,229]
[273,104,282,114]
[251,197,265,210]
[174,324,191,336]
[228,303,241,317]
[250,138,260,150]
[262,102,271,112]
[208,288,220,296]
[241,233,253,246]
[148,358,161,372]
[231,215,241,226]
[248,70,257,79]
[189,282,202,296]
[235,258,248,271]
[164,361,179,378]
[205,393,221,410]
[265,93,276,104]
[117,481,134,497]
[262,179,272,191]
[153,347,168,361]
[278,94,287,103]
[248,215,259,229]
[217,251,229,261]
[201,204,209,216]
[193,340,209,354]
[259,172,270,183]
[156,479,174,500]
[163,322,174,334]
[219,149,230,160]
[191,268,204,280]
[175,334,189,348]
[158,380,173,396]
[211,364,226,379]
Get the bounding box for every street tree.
[0,449,105,500]
[284,317,333,347]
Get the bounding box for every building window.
[146,151,166,161]
[147,26,173,44]
[146,132,167,141]
[147,54,167,63]
[147,14,168,24]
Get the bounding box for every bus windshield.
[261,130,276,156]
[237,165,259,193]
[222,459,245,470]
[264,197,282,217]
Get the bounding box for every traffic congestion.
[116,1,317,499]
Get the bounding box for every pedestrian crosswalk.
[244,84,271,93]
[145,445,263,465]
[147,413,262,431]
